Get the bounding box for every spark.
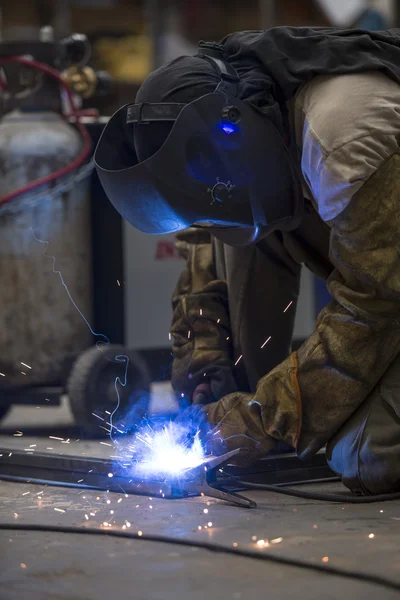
[233,542,238,547]
[100,442,112,447]
[313,524,318,529]
[110,510,114,515]
[149,505,153,509]
[131,421,204,478]
[90,512,95,517]
[77,479,84,483]
[168,333,172,341]
[256,539,269,547]
[271,537,283,544]
[200,309,203,316]
[188,331,191,339]
[29,445,36,448]
[0,372,5,376]
[380,510,384,513]
[117,280,120,286]
[198,526,202,530]
[22,492,30,496]
[85,514,89,520]
[20,563,27,569]
[54,508,65,513]
[217,318,220,323]
[369,533,375,539]
[21,362,32,369]
[322,557,329,563]
[106,500,111,505]
[108,473,113,478]
[208,522,213,527]
[234,355,243,366]
[203,509,209,514]
[92,413,105,421]
[283,301,293,313]
[126,521,131,528]
[138,530,143,536]
[118,498,122,503]
[261,336,271,349]
[8,453,12,457]
[49,436,64,441]
[14,431,23,437]
[21,372,26,375]
[46,448,53,450]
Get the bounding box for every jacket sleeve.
[170,227,237,402]
[246,152,400,457]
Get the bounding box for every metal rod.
[144,0,165,70]
[259,0,278,29]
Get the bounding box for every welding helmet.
[94,43,303,246]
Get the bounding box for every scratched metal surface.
[1,478,400,599]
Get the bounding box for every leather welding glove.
[170,227,237,406]
[201,391,277,466]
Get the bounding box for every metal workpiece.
[0,447,255,508]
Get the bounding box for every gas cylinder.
[0,109,93,388]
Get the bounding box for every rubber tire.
[67,345,151,437]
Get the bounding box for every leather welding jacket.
[170,70,400,460]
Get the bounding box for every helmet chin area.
[203,224,271,247]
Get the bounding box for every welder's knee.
[326,365,400,495]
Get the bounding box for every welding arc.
[233,481,400,503]
[0,523,399,592]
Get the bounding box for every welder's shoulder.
[291,71,400,222]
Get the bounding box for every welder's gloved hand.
[192,383,214,405]
[170,227,237,408]
[201,392,277,466]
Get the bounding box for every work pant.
[326,354,400,494]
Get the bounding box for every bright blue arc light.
[220,123,238,135]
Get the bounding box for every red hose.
[0,56,95,206]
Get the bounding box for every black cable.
[0,523,399,593]
[234,481,400,503]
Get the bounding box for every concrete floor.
[1,393,400,600]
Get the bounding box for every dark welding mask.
[94,42,303,246]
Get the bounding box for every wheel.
[67,345,151,437]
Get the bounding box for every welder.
[95,27,400,496]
